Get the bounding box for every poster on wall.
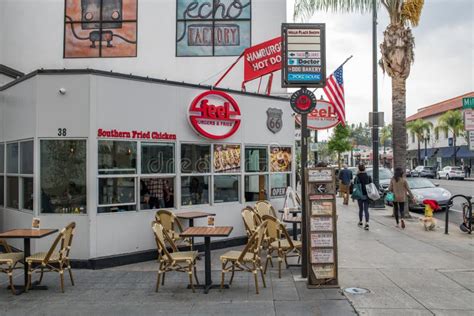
[270,146,292,172]
[214,145,241,173]
[176,0,251,56]
[64,0,138,58]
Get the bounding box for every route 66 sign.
[267,108,283,133]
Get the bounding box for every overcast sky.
[287,0,473,138]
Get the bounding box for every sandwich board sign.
[281,23,326,88]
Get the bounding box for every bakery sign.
[189,90,241,140]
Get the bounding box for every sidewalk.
[337,198,474,316]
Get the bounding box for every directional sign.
[469,131,474,151]
[463,97,474,109]
[465,109,474,131]
[282,23,326,88]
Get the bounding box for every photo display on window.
[214,144,241,173]
[64,0,138,58]
[176,0,251,56]
[270,146,292,172]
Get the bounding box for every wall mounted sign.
[295,100,340,130]
[281,23,326,88]
[290,88,317,114]
[266,108,283,133]
[97,129,176,140]
[244,37,282,82]
[464,109,474,131]
[189,90,241,140]
[64,0,138,58]
[176,0,251,56]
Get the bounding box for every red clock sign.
[189,90,241,140]
[290,88,317,114]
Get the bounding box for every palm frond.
[293,0,374,22]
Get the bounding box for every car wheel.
[446,174,450,180]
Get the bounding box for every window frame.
[212,143,242,204]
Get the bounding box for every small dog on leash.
[420,200,439,231]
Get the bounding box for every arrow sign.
[317,185,326,193]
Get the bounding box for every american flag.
[323,66,346,126]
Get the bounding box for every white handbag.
[365,183,380,200]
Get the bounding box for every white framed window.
[180,144,211,206]
[269,145,292,199]
[244,146,268,202]
[5,140,34,211]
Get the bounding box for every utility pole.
[372,0,380,188]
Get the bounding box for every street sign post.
[462,97,474,109]
[290,88,317,114]
[282,24,326,88]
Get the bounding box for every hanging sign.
[281,23,326,88]
[464,109,474,131]
[290,88,317,114]
[189,90,241,140]
[295,100,339,130]
[244,37,282,82]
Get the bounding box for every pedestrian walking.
[338,164,353,205]
[352,164,372,230]
[388,167,415,229]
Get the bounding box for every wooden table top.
[180,226,233,237]
[176,211,216,219]
[0,229,58,239]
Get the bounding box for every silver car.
[407,178,452,211]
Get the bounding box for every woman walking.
[388,167,415,229]
[354,164,372,230]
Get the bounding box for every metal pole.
[372,0,380,188]
[301,112,308,278]
[314,130,318,164]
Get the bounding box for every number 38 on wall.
[58,128,67,136]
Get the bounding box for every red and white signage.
[97,129,176,140]
[295,100,340,130]
[189,90,241,140]
[244,37,282,82]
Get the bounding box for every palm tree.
[294,0,425,171]
[380,124,392,153]
[434,110,464,166]
[407,119,433,166]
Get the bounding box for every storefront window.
[7,143,18,174]
[98,177,135,213]
[0,144,4,206]
[141,143,175,174]
[0,176,4,206]
[214,175,239,203]
[244,174,267,202]
[214,145,241,173]
[20,141,34,174]
[270,146,292,172]
[40,140,87,214]
[6,176,19,209]
[98,141,137,174]
[245,147,267,172]
[140,177,175,209]
[181,144,210,173]
[270,173,291,198]
[0,143,4,173]
[181,176,209,205]
[22,178,34,210]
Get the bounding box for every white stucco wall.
[0,0,286,93]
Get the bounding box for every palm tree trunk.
[392,76,407,170]
[417,139,421,166]
[453,134,457,166]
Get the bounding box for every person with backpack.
[352,164,372,230]
[388,167,415,229]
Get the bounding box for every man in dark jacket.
[338,164,353,205]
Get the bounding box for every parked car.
[419,166,437,178]
[437,166,465,180]
[406,178,452,212]
[410,165,424,177]
[366,167,393,192]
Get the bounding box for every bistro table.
[180,226,233,294]
[278,207,302,240]
[0,228,59,294]
[175,211,216,250]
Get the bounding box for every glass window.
[244,174,267,202]
[181,176,209,205]
[6,176,19,209]
[0,176,4,206]
[22,178,34,210]
[98,177,135,206]
[181,144,210,173]
[98,141,137,174]
[141,143,175,174]
[7,143,18,174]
[245,147,267,172]
[40,140,87,214]
[0,143,4,173]
[214,144,241,173]
[270,173,291,198]
[140,177,175,209]
[214,175,240,203]
[20,141,34,174]
[270,146,292,172]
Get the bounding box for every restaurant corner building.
[0,0,293,267]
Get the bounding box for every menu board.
[310,216,332,231]
[311,248,334,263]
[311,200,333,215]
[311,232,333,247]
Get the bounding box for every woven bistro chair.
[26,222,76,293]
[0,239,24,294]
[220,220,268,294]
[261,215,301,278]
[151,221,199,292]
[155,210,192,249]
[241,207,261,238]
[255,200,277,218]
